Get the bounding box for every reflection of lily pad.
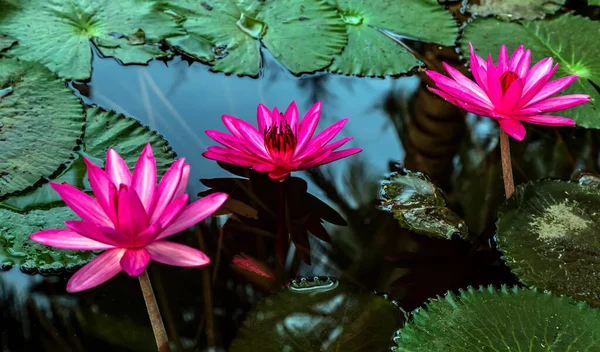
[327,0,458,76]
[379,169,468,240]
[230,277,405,351]
[163,0,347,76]
[497,180,600,306]
[0,58,84,198]
[468,0,566,21]
[0,0,181,79]
[462,15,600,128]
[0,106,176,272]
[395,286,600,351]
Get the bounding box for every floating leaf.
[497,180,600,306]
[327,0,458,76]
[0,106,176,271]
[230,277,405,351]
[395,285,600,351]
[163,0,347,76]
[0,58,84,198]
[379,169,468,240]
[0,33,15,51]
[462,15,600,128]
[0,0,182,79]
[468,0,566,21]
[590,0,600,6]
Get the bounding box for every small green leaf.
[395,286,600,351]
[379,170,469,240]
[0,0,182,79]
[497,180,600,306]
[0,58,84,198]
[328,0,458,76]
[163,0,347,76]
[461,15,600,128]
[230,277,405,352]
[468,0,566,21]
[0,106,176,271]
[589,0,600,6]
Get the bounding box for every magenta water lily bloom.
[203,101,362,180]
[426,43,590,140]
[30,144,228,292]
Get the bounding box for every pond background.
[2,1,600,351]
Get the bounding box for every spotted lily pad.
[0,106,176,272]
[461,15,600,128]
[395,285,600,351]
[0,0,182,79]
[379,169,468,240]
[327,0,458,76]
[0,58,84,198]
[230,277,405,351]
[468,0,566,21]
[496,180,600,306]
[162,0,347,76]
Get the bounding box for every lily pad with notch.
[461,15,600,128]
[496,179,600,307]
[0,58,84,199]
[379,169,469,240]
[161,0,347,76]
[230,277,406,351]
[395,285,600,351]
[0,106,176,272]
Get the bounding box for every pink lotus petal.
[508,45,524,72]
[268,170,291,180]
[66,248,126,292]
[428,87,492,116]
[498,119,526,141]
[295,101,322,152]
[117,185,149,237]
[84,157,117,225]
[326,136,353,151]
[523,57,554,94]
[283,101,299,131]
[516,115,575,126]
[203,151,254,168]
[50,182,112,226]
[146,240,210,267]
[65,220,119,245]
[307,148,362,167]
[150,159,185,223]
[173,164,190,200]
[133,223,162,247]
[131,144,157,212]
[525,94,590,112]
[294,118,348,159]
[486,56,503,108]
[206,130,253,154]
[98,225,133,246]
[500,77,524,112]
[106,149,131,187]
[158,192,228,240]
[515,49,531,78]
[257,104,273,133]
[223,115,270,158]
[232,254,275,280]
[520,64,558,106]
[252,163,276,172]
[427,70,493,108]
[497,45,508,71]
[120,248,151,276]
[442,62,492,105]
[30,229,114,250]
[469,43,488,90]
[157,194,189,230]
[523,75,579,107]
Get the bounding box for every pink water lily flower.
[30,144,228,292]
[426,43,590,140]
[203,101,362,180]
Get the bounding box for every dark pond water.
[2,43,600,352]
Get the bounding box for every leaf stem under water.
[500,130,515,199]
[139,270,171,352]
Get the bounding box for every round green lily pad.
[327,0,458,76]
[230,277,406,351]
[163,0,347,76]
[468,0,566,21]
[462,15,600,128]
[0,0,181,79]
[496,180,600,307]
[0,58,84,198]
[0,106,176,272]
[395,286,600,351]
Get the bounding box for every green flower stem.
[139,270,171,352]
[500,130,515,199]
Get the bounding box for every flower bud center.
[264,120,296,159]
[500,71,519,94]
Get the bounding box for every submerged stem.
[275,179,288,277]
[500,130,515,199]
[139,270,171,352]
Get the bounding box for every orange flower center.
[499,71,519,94]
[264,120,296,160]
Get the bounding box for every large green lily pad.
[0,58,84,198]
[0,0,182,79]
[468,0,566,21]
[327,0,458,76]
[0,106,176,272]
[379,169,468,240]
[462,15,600,128]
[395,286,600,351]
[496,180,600,307]
[162,0,347,76]
[230,277,405,351]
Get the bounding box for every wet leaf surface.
[468,0,566,21]
[497,180,600,306]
